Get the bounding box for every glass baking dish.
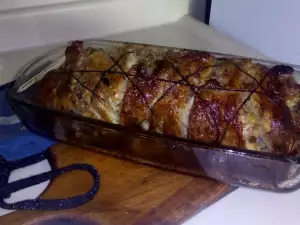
[7,40,300,192]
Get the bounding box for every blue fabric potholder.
[0,83,100,211]
[0,83,55,160]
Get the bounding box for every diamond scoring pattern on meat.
[38,41,300,155]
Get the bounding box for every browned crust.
[37,41,300,155]
[188,90,245,148]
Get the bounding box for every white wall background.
[210,0,300,65]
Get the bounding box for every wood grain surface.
[1,144,234,225]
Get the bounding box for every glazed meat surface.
[38,41,300,155]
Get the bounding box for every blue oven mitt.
[0,83,100,211]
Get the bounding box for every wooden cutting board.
[2,144,234,225]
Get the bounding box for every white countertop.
[0,1,299,223]
[184,187,300,225]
